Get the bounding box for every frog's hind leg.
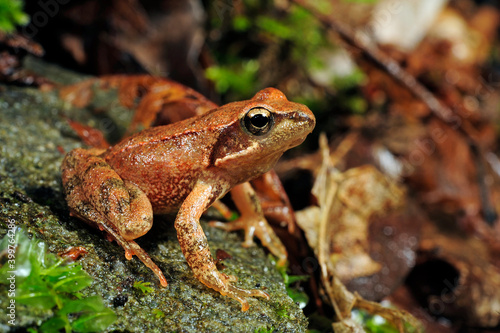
[209,182,288,266]
[61,148,167,286]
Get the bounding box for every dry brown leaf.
[296,133,423,332]
[297,134,406,282]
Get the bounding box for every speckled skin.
[61,88,315,311]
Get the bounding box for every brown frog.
[61,88,315,310]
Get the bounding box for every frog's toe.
[209,217,287,267]
[225,283,270,312]
[209,219,249,233]
[208,219,256,246]
[199,270,269,311]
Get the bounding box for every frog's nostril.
[283,108,315,130]
[296,110,315,126]
[293,111,307,120]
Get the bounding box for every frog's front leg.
[175,181,270,311]
[210,182,287,266]
[61,148,168,286]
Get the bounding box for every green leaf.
[40,315,68,333]
[16,290,56,309]
[0,0,29,33]
[0,227,33,281]
[59,296,106,315]
[229,211,239,221]
[39,259,93,293]
[71,308,117,332]
[1,229,115,332]
[29,240,50,273]
[16,275,56,309]
[40,259,67,279]
[52,270,93,292]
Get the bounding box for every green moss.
[152,309,165,319]
[133,281,154,295]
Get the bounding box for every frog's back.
[103,117,224,213]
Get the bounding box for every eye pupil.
[251,113,269,128]
[243,107,274,136]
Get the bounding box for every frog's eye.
[243,107,274,136]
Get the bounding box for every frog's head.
[212,88,315,179]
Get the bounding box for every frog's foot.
[198,270,270,311]
[209,217,287,267]
[179,223,271,311]
[225,282,270,312]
